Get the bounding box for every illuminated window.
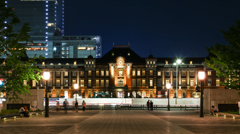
[128,52,130,56]
[86,61,88,64]
[149,70,153,76]
[64,71,68,76]
[78,47,86,50]
[147,61,149,64]
[165,60,168,65]
[150,61,152,64]
[56,79,60,87]
[47,23,55,26]
[42,62,45,66]
[119,70,123,77]
[72,79,76,84]
[32,80,36,87]
[112,52,114,56]
[106,71,109,76]
[88,79,92,87]
[157,71,161,76]
[216,79,220,86]
[101,80,104,87]
[190,79,194,86]
[80,71,84,76]
[80,80,84,87]
[142,70,145,76]
[72,72,77,76]
[149,79,153,87]
[208,71,211,76]
[137,69,141,76]
[88,70,92,76]
[89,61,91,64]
[92,61,94,64]
[74,61,77,65]
[153,61,155,64]
[23,80,27,86]
[96,70,99,76]
[166,79,170,85]
[58,63,61,65]
[96,79,99,86]
[101,71,104,76]
[142,79,146,86]
[132,70,136,76]
[182,79,186,86]
[56,72,61,77]
[190,61,193,65]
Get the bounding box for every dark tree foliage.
[206,20,240,90]
[0,2,44,101]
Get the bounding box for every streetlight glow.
[198,71,205,80]
[166,83,171,89]
[43,72,50,80]
[74,84,79,89]
[177,59,182,64]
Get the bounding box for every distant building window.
[190,79,194,86]
[137,69,141,76]
[96,70,99,76]
[150,61,152,64]
[101,71,104,76]
[106,71,109,76]
[157,79,162,87]
[142,70,145,76]
[96,79,99,86]
[88,79,92,87]
[137,79,141,87]
[64,71,68,76]
[166,79,170,85]
[149,79,153,87]
[80,80,84,87]
[165,60,168,65]
[153,61,155,64]
[32,80,36,87]
[80,71,84,76]
[112,52,114,56]
[72,72,77,76]
[182,79,186,86]
[56,79,60,87]
[72,79,76,84]
[147,61,149,64]
[86,61,88,64]
[101,80,104,87]
[149,70,153,76]
[128,52,130,56]
[182,71,186,76]
[157,71,161,76]
[42,62,45,66]
[89,61,91,64]
[64,79,68,86]
[208,71,211,76]
[74,61,77,65]
[88,70,92,76]
[23,80,27,86]
[106,80,109,87]
[208,79,212,86]
[190,71,194,76]
[142,79,146,86]
[216,79,220,86]
[132,70,136,76]
[132,79,136,87]
[190,61,193,65]
[174,72,176,76]
[165,71,169,76]
[56,71,61,77]
[92,61,94,64]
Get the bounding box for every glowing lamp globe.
[43,72,50,80]
[198,71,205,80]
[74,84,79,89]
[166,83,171,90]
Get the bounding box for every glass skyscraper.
[5,0,102,58]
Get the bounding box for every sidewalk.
[1,110,240,134]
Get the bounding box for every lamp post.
[166,83,171,111]
[198,71,205,117]
[43,72,50,117]
[74,84,79,100]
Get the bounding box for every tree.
[0,2,44,101]
[205,20,240,90]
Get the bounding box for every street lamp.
[43,72,50,117]
[74,84,79,100]
[198,71,205,117]
[166,83,171,111]
[175,59,181,98]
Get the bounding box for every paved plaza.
[0,110,240,134]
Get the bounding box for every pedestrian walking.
[150,100,153,111]
[82,100,86,112]
[147,100,150,110]
[56,101,60,112]
[63,99,68,114]
[75,100,78,112]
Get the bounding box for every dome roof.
[88,55,93,59]
[148,54,154,58]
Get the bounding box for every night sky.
[64,0,240,58]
